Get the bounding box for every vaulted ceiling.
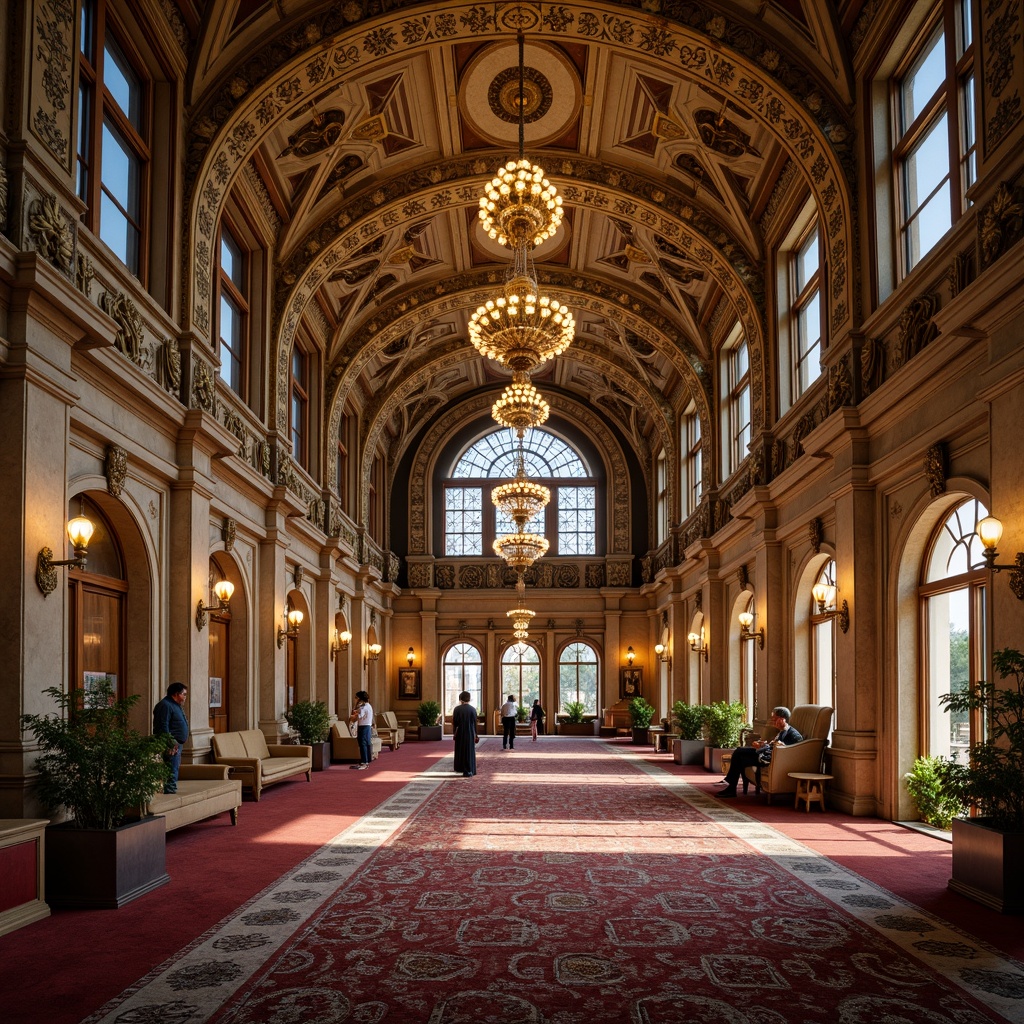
[177,0,864,477]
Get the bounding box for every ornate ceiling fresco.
[178,0,863,489]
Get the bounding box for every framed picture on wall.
[209,676,223,708]
[398,668,421,700]
[619,667,642,699]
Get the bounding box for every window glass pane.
[99,193,135,270]
[796,230,818,288]
[558,642,598,714]
[557,487,596,555]
[104,35,142,130]
[443,643,482,716]
[501,644,540,708]
[960,0,972,52]
[925,587,970,758]
[813,618,834,711]
[453,429,587,478]
[906,181,951,269]
[925,499,988,581]
[77,85,90,200]
[961,74,976,193]
[219,295,243,392]
[905,114,950,210]
[900,25,944,132]
[734,343,749,380]
[445,488,483,556]
[101,120,140,218]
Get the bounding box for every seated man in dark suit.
[716,706,803,798]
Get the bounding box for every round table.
[789,772,833,812]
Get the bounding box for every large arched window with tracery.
[444,428,597,556]
[443,643,482,716]
[920,499,988,759]
[501,643,540,710]
[558,641,599,714]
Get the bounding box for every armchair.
[376,711,405,750]
[742,704,833,804]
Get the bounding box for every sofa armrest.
[178,764,231,781]
[266,743,312,759]
[214,755,261,775]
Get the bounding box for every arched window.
[443,642,482,716]
[810,559,837,724]
[739,593,755,718]
[558,641,599,714]
[68,496,127,700]
[444,428,597,556]
[501,643,540,710]
[920,499,988,758]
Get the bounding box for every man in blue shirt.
[153,682,189,793]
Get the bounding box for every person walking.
[153,682,189,794]
[349,690,374,769]
[530,699,545,741]
[452,691,478,777]
[499,694,518,750]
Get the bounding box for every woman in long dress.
[452,690,477,777]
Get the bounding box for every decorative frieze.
[191,359,215,412]
[29,0,74,165]
[100,291,144,364]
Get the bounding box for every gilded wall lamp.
[406,646,415,666]
[812,583,850,633]
[196,579,234,631]
[625,645,635,666]
[36,514,95,596]
[654,642,671,665]
[330,628,352,661]
[688,627,709,661]
[276,608,303,648]
[738,611,765,648]
[976,516,1024,599]
[364,640,382,668]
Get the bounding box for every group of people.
[453,694,546,777]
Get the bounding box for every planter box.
[311,741,332,771]
[46,816,169,909]
[631,727,649,745]
[558,722,596,736]
[673,739,706,765]
[418,725,443,741]
[949,817,1024,914]
[704,747,735,773]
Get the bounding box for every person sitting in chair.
[716,706,802,798]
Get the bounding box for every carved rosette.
[407,562,433,589]
[105,445,128,497]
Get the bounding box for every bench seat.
[146,765,241,831]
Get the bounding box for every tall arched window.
[68,496,126,700]
[920,499,988,758]
[501,643,540,710]
[739,593,755,719]
[444,428,598,556]
[810,559,837,723]
[558,641,599,714]
[443,642,482,716]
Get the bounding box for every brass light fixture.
[688,628,709,661]
[625,645,635,666]
[491,371,550,435]
[738,610,765,648]
[812,582,850,633]
[36,514,95,596]
[406,646,415,666]
[364,641,382,667]
[276,607,303,648]
[506,575,535,640]
[330,628,352,661]
[975,515,1024,599]
[654,642,671,664]
[196,579,234,631]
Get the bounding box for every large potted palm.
[671,701,706,765]
[937,648,1024,913]
[285,700,332,770]
[21,681,171,909]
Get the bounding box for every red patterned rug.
[85,740,1024,1024]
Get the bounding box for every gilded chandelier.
[492,372,550,435]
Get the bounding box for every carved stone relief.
[99,290,144,363]
[809,517,823,555]
[105,445,128,498]
[0,163,8,233]
[29,0,74,165]
[924,443,948,498]
[28,193,74,275]
[898,295,940,364]
[223,517,237,552]
[979,181,1024,269]
[979,0,1023,156]
[75,252,94,297]
[191,359,216,412]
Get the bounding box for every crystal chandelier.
[492,438,550,573]
[507,577,535,640]
[492,371,550,435]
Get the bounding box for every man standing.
[716,706,803,798]
[153,682,189,794]
[349,690,374,769]
[500,694,518,750]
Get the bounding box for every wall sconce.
[688,628,709,661]
[36,514,95,596]
[812,583,850,633]
[406,646,415,666]
[196,580,234,631]
[276,608,304,648]
[625,645,635,666]
[976,516,1024,599]
[364,641,382,668]
[738,611,765,648]
[654,642,671,665]
[330,628,352,661]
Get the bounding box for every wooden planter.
[310,741,332,771]
[418,725,443,741]
[704,747,735,773]
[45,816,169,909]
[558,722,596,736]
[673,739,706,765]
[631,727,649,745]
[949,817,1024,914]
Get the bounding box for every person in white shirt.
[499,694,518,750]
[349,690,374,769]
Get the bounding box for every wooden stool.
[789,772,832,812]
[720,753,732,775]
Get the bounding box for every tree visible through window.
[558,641,598,714]
[444,643,482,717]
[502,643,540,710]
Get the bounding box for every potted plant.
[904,755,965,830]
[285,700,332,770]
[416,700,443,741]
[628,696,656,745]
[556,701,592,736]
[937,648,1024,913]
[703,700,747,772]
[21,681,171,909]
[670,701,706,765]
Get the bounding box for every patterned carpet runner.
[83,740,1024,1024]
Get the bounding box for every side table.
[789,772,832,812]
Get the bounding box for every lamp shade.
[214,580,234,603]
[977,515,1003,550]
[287,608,304,628]
[738,611,753,629]
[66,515,95,549]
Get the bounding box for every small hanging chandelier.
[492,371,550,435]
[507,576,535,640]
[493,530,549,572]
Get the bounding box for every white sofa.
[211,729,312,801]
[145,764,241,830]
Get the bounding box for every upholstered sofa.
[211,729,312,801]
[145,764,241,831]
[742,704,833,803]
[376,711,405,750]
[330,723,382,762]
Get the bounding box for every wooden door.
[208,616,229,733]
